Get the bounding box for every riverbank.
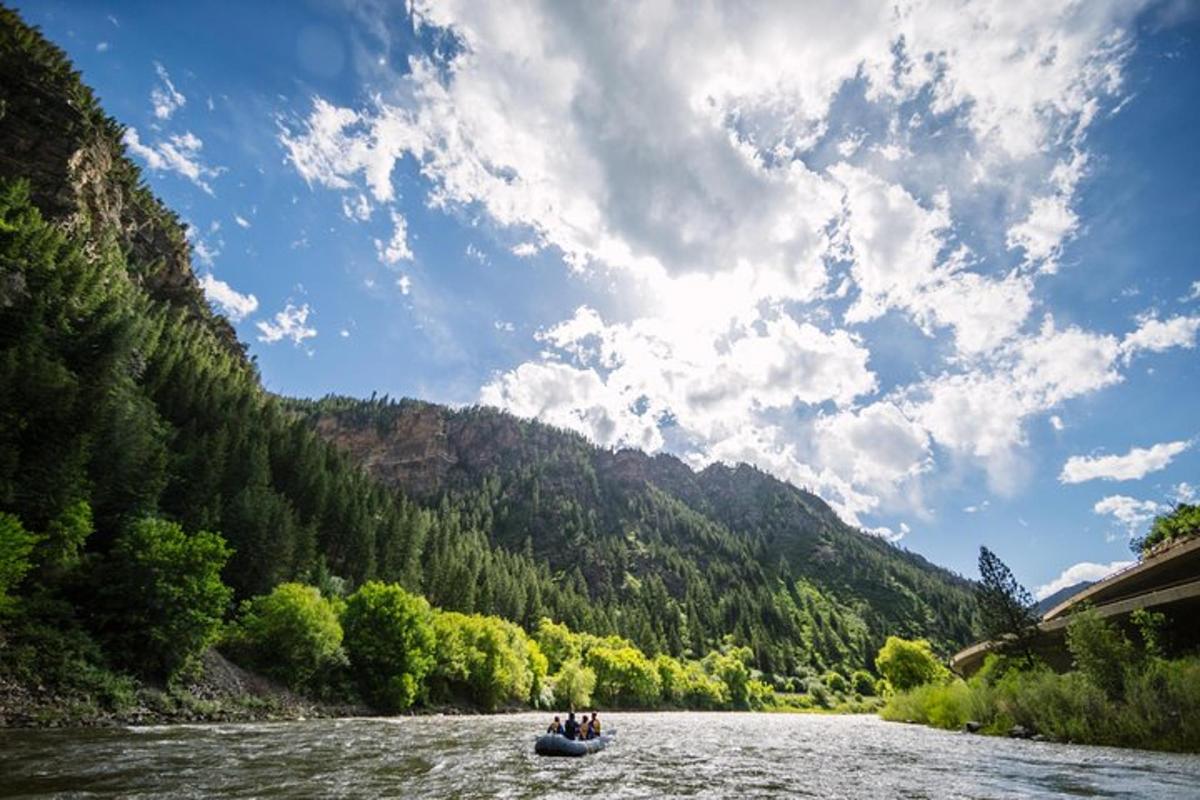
[0,649,369,728]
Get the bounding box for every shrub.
[874,636,949,691]
[534,617,581,674]
[679,660,729,709]
[851,669,876,696]
[702,646,753,708]
[342,581,436,711]
[824,671,848,694]
[586,644,661,707]
[551,658,596,709]
[95,517,232,677]
[0,512,38,614]
[430,611,543,710]
[1065,608,1133,700]
[226,582,344,690]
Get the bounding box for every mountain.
[1035,581,1094,615]
[0,4,975,691]
[293,396,979,669]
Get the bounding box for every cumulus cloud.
[342,193,373,222]
[256,303,317,345]
[1094,494,1166,536]
[275,0,1161,526]
[151,62,186,120]
[1060,440,1192,484]
[1035,560,1134,601]
[234,215,251,229]
[199,273,258,322]
[1120,313,1200,361]
[123,128,221,194]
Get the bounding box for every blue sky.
[20,0,1200,595]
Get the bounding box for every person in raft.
[547,716,564,735]
[578,713,591,740]
[588,712,601,739]
[562,711,580,740]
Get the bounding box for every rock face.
[0,8,240,354]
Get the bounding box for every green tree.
[851,669,876,696]
[586,644,662,707]
[342,581,436,711]
[534,617,581,673]
[227,582,344,690]
[874,636,948,691]
[1136,503,1200,555]
[1066,608,1133,700]
[703,646,754,708]
[551,658,596,709]
[95,517,232,677]
[0,512,38,614]
[976,546,1039,665]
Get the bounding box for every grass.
[880,656,1200,752]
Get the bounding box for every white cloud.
[340,328,351,338]
[1050,415,1065,431]
[1173,482,1196,503]
[375,209,413,263]
[1060,440,1192,484]
[1120,313,1200,361]
[396,274,412,295]
[123,128,221,194]
[199,273,258,322]
[1185,281,1200,302]
[96,41,109,53]
[1093,494,1166,536]
[151,62,186,120]
[1006,194,1079,273]
[342,194,373,222]
[1035,560,1134,601]
[494,320,514,332]
[256,303,317,345]
[234,215,251,229]
[275,0,1158,527]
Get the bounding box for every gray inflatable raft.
[534,731,616,757]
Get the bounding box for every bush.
[874,636,949,691]
[95,517,232,677]
[0,512,38,614]
[534,617,581,674]
[586,644,661,707]
[342,581,436,711]
[679,660,729,709]
[430,611,544,710]
[551,658,596,709]
[851,669,876,696]
[226,582,344,690]
[824,671,848,694]
[1065,608,1133,700]
[703,646,753,708]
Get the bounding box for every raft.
[534,731,616,757]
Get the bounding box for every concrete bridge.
[951,535,1200,677]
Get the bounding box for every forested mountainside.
[293,396,979,667]
[0,4,973,704]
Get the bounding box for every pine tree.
[976,546,1040,665]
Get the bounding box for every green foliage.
[703,645,754,708]
[1065,608,1134,700]
[851,669,876,696]
[874,636,949,692]
[534,617,581,674]
[976,546,1039,662]
[1136,503,1200,555]
[0,511,38,614]
[883,656,1200,752]
[824,671,848,693]
[586,643,662,707]
[342,582,435,711]
[430,610,543,710]
[94,517,232,677]
[225,583,345,691]
[550,658,596,709]
[1131,608,1167,659]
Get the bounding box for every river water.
[2,712,1199,799]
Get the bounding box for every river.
[2,712,1199,798]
